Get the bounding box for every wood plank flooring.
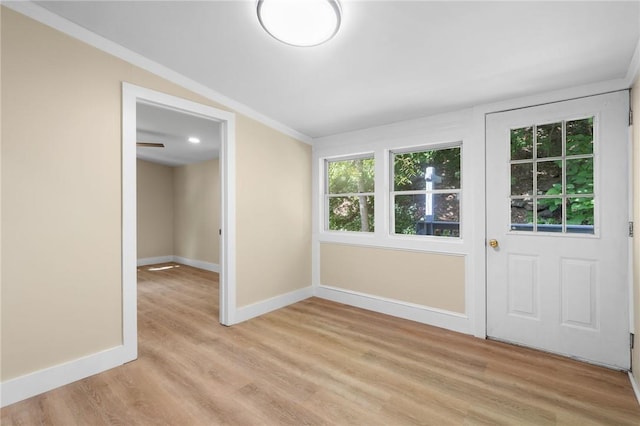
[2,262,639,425]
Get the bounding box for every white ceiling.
[35,1,640,139]
[136,102,221,167]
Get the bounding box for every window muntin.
[391,146,461,237]
[325,156,375,232]
[510,117,594,234]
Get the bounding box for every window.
[325,156,375,232]
[510,117,594,234]
[391,145,461,237]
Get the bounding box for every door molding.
[468,83,631,339]
[483,90,630,369]
[122,84,237,366]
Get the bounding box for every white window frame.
[389,142,462,239]
[324,153,376,234]
[314,110,470,256]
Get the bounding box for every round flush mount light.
[188,137,201,144]
[257,0,342,47]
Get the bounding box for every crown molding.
[3,1,313,144]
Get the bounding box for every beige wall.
[236,115,312,306]
[632,77,640,385]
[137,158,220,264]
[1,8,311,381]
[320,243,465,313]
[173,159,220,264]
[137,159,174,259]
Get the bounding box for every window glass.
[392,146,461,237]
[326,157,374,232]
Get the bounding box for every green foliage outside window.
[510,117,594,231]
[326,157,374,232]
[393,147,461,236]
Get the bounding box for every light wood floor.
[2,263,639,425]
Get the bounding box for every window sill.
[318,231,468,256]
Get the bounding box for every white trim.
[629,126,635,336]
[477,80,629,117]
[122,84,139,363]
[123,83,237,330]
[137,256,174,266]
[315,285,470,334]
[1,346,125,407]
[629,372,640,407]
[625,36,640,87]
[3,1,311,145]
[173,256,220,273]
[470,80,632,340]
[235,286,314,323]
[313,80,630,341]
[136,256,220,273]
[219,114,237,325]
[312,109,477,338]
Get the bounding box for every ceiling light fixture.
[257,0,342,47]
[188,137,201,144]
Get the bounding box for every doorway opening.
[122,83,237,362]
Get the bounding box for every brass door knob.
[489,239,499,248]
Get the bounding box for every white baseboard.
[630,372,640,407]
[235,286,313,324]
[315,285,471,335]
[1,345,131,408]
[137,255,174,266]
[173,256,220,273]
[137,255,220,273]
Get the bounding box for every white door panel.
[486,91,629,369]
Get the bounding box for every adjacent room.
[2,1,640,424]
[136,101,221,274]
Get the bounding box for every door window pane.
[537,198,563,232]
[536,122,562,158]
[566,118,594,155]
[509,117,595,234]
[566,197,594,234]
[511,127,533,160]
[511,163,533,196]
[566,158,593,195]
[537,161,562,195]
[511,198,534,231]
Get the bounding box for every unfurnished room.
[2,1,640,424]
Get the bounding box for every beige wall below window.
[320,243,465,314]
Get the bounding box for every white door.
[486,91,630,369]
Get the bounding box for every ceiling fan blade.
[136,142,165,148]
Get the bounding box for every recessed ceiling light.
[257,0,342,47]
[188,137,201,144]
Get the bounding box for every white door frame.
[470,82,633,341]
[121,82,237,361]
[484,91,630,368]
